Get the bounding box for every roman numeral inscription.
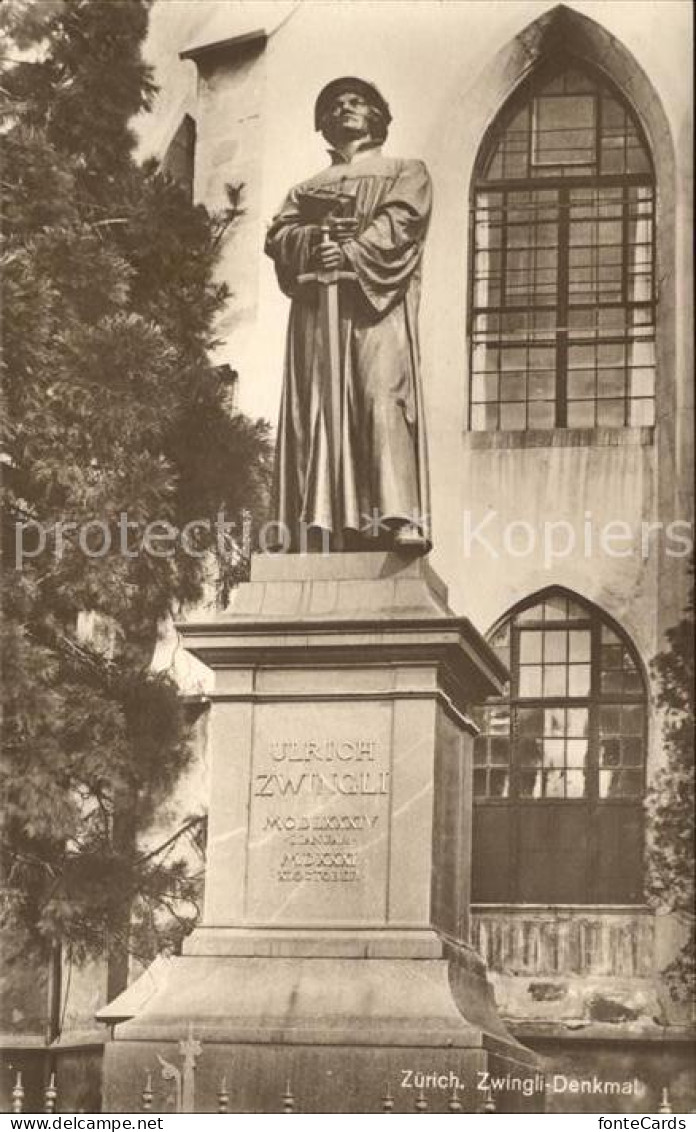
[245,706,392,920]
[252,739,388,882]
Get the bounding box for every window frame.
[472,589,648,905]
[468,59,656,433]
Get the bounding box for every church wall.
[137,0,693,830]
[142,0,692,636]
[143,2,693,796]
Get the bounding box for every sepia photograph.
[1,0,693,1117]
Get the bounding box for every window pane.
[567,401,596,428]
[599,769,620,798]
[520,631,543,663]
[624,669,644,695]
[601,738,621,767]
[544,665,566,697]
[543,630,566,663]
[472,344,499,372]
[500,402,526,430]
[518,737,543,765]
[602,669,624,694]
[629,369,655,397]
[566,739,588,767]
[629,399,655,427]
[565,600,586,621]
[545,706,565,735]
[519,770,541,798]
[596,399,625,427]
[529,372,555,399]
[622,705,644,735]
[489,770,510,798]
[490,737,510,764]
[568,665,591,696]
[565,770,586,797]
[599,706,621,734]
[501,348,527,370]
[489,705,511,734]
[598,369,626,398]
[544,596,568,620]
[544,769,566,798]
[472,372,498,401]
[601,642,624,669]
[517,601,545,623]
[518,706,544,735]
[528,401,555,428]
[519,666,543,697]
[569,630,591,662]
[471,403,498,431]
[600,769,642,798]
[568,371,596,399]
[623,737,644,765]
[567,707,589,736]
[544,739,565,767]
[500,372,526,401]
[533,95,596,166]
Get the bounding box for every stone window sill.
[471,903,651,914]
[463,426,654,451]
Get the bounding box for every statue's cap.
[314,77,392,131]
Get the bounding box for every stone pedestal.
[100,553,542,1113]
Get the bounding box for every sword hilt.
[297,224,356,286]
[297,270,356,285]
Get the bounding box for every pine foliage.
[1,0,272,972]
[646,580,695,1005]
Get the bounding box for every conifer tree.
[646,582,695,1008]
[1,0,272,999]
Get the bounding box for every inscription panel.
[245,701,392,923]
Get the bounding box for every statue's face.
[322,90,374,144]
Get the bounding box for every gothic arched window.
[469,61,655,431]
[472,589,647,903]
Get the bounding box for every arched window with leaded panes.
[469,60,656,431]
[472,589,647,904]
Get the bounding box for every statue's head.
[315,77,391,147]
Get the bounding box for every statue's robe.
[265,145,432,548]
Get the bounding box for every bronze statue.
[265,77,432,552]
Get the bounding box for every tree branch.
[136,815,205,865]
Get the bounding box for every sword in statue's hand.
[296,196,356,550]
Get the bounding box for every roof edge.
[179,29,267,64]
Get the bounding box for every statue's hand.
[329,217,358,245]
[315,239,344,270]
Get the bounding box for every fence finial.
[282,1079,296,1113]
[44,1073,57,1114]
[448,1085,463,1112]
[12,1071,24,1114]
[218,1075,230,1114]
[414,1088,428,1112]
[141,1071,153,1112]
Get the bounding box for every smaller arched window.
[469,61,655,432]
[472,590,647,904]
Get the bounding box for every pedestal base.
[103,1039,542,1113]
[99,554,542,1112]
[102,934,542,1112]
